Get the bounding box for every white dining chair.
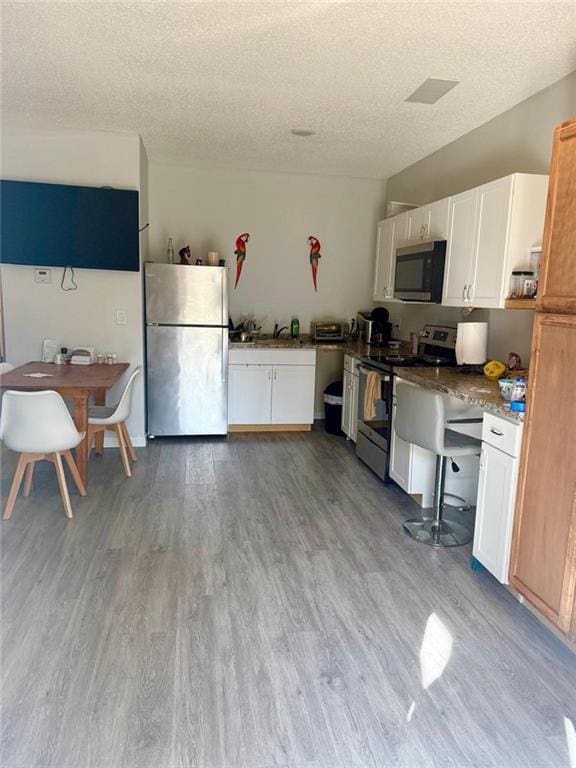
[1,390,86,520]
[87,366,141,478]
[0,363,14,375]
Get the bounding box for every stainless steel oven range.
[355,324,457,482]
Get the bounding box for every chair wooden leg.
[115,424,132,478]
[63,450,87,497]
[121,423,137,463]
[23,462,35,497]
[3,454,28,520]
[53,452,73,519]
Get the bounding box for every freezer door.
[147,325,228,436]
[145,262,227,326]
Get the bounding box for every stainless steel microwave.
[393,240,446,303]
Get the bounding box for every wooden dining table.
[0,361,130,486]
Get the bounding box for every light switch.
[115,309,127,326]
[34,268,51,284]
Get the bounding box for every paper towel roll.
[456,322,488,365]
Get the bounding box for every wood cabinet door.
[538,119,576,314]
[271,365,315,424]
[470,176,513,308]
[510,313,576,635]
[443,189,477,306]
[228,364,272,425]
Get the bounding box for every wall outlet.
[34,268,51,284]
[115,309,127,326]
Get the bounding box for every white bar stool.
[395,383,481,547]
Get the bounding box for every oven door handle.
[358,365,391,380]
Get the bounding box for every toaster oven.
[312,321,349,343]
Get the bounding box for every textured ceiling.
[1,1,575,178]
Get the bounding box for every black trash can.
[324,381,344,435]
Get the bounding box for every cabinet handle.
[273,369,277,381]
[490,427,504,436]
[268,369,272,380]
[462,284,467,301]
[467,284,473,302]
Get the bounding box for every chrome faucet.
[273,323,289,339]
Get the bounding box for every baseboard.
[103,434,147,448]
[228,424,311,432]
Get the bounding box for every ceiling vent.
[405,78,460,104]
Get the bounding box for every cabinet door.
[538,119,576,313]
[469,176,512,307]
[390,383,411,489]
[443,189,477,306]
[228,364,272,425]
[341,368,352,437]
[473,443,518,584]
[271,365,315,424]
[427,198,450,240]
[510,313,576,635]
[407,206,430,242]
[373,215,408,301]
[350,373,359,442]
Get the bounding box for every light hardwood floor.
[1,428,575,768]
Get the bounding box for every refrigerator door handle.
[222,331,228,384]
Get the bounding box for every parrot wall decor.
[234,233,250,288]
[308,236,322,292]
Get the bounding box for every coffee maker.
[356,308,393,346]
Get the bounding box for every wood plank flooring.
[1,427,575,768]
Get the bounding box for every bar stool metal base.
[403,454,473,548]
[403,518,473,547]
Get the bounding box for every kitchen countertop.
[229,335,403,358]
[395,366,524,422]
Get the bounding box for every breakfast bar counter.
[394,366,524,422]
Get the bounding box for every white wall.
[381,72,576,364]
[1,126,147,444]
[148,165,387,333]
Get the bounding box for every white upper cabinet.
[444,189,477,305]
[373,213,409,302]
[374,173,547,309]
[470,176,514,307]
[427,198,450,240]
[407,198,449,243]
[443,174,548,308]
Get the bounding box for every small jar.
[96,354,104,365]
[105,353,114,365]
[509,270,535,299]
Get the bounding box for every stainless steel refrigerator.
[145,262,228,436]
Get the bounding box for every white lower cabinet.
[228,364,272,424]
[341,355,359,441]
[271,365,315,424]
[228,348,316,427]
[473,415,523,584]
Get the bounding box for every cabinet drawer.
[229,348,316,366]
[482,413,523,457]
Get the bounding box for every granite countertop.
[394,367,524,422]
[229,335,407,358]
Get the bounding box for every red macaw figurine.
[234,233,250,288]
[308,236,322,292]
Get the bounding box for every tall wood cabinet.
[510,118,576,639]
[537,120,576,315]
